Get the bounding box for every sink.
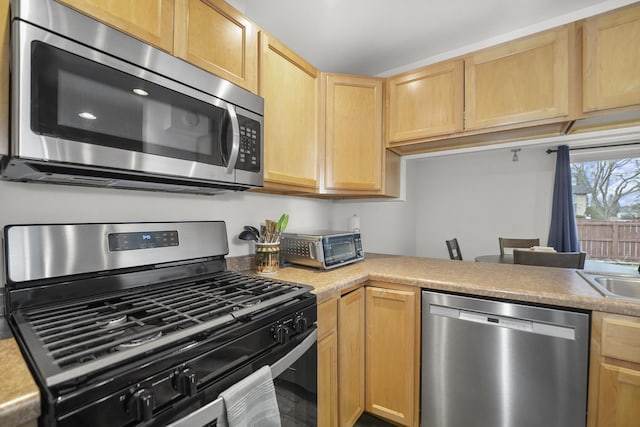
[578,271,640,300]
[594,276,640,299]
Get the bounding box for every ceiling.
[226,0,636,76]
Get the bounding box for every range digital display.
[108,230,179,251]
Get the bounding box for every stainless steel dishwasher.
[421,291,590,427]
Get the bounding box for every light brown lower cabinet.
[338,288,366,426]
[320,284,420,427]
[318,297,339,427]
[365,284,420,427]
[588,312,640,427]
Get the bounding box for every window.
[571,155,640,269]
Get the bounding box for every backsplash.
[226,254,255,272]
[0,180,333,289]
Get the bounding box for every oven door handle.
[271,328,317,377]
[166,329,318,427]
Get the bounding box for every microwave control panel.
[237,117,261,172]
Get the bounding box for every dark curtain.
[547,145,580,252]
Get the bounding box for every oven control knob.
[126,388,155,422]
[174,368,198,397]
[294,315,308,333]
[274,324,290,345]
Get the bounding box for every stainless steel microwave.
[1,0,264,194]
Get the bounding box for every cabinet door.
[57,0,174,52]
[596,364,640,427]
[318,332,338,427]
[259,32,320,191]
[1,0,8,156]
[324,74,384,192]
[365,286,419,426]
[465,26,570,130]
[584,3,640,112]
[318,298,338,427]
[174,0,258,93]
[387,60,463,143]
[338,288,365,426]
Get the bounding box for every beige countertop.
[2,254,639,426]
[273,255,640,316]
[0,339,40,427]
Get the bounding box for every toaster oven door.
[322,234,363,268]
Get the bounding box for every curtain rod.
[546,141,640,154]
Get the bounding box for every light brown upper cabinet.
[57,0,259,93]
[56,0,175,53]
[1,0,8,157]
[583,3,640,112]
[259,32,321,191]
[464,25,571,130]
[387,60,463,143]
[174,0,258,93]
[322,73,384,193]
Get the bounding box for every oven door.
[167,329,318,427]
[11,20,262,185]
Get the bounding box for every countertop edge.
[288,257,640,316]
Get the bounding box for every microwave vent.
[40,175,111,186]
[1,159,248,195]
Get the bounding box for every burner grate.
[20,272,309,372]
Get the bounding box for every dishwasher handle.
[429,304,575,340]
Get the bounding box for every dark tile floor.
[354,413,395,426]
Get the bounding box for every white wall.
[0,180,332,284]
[331,161,419,256]
[331,146,557,260]
[413,147,556,260]
[0,145,559,285]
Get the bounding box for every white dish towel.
[218,365,282,427]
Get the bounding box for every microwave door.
[12,21,237,185]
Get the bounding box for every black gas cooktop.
[13,271,311,387]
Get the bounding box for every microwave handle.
[225,104,240,175]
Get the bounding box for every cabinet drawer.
[602,316,640,364]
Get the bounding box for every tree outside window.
[571,157,640,267]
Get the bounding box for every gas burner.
[116,327,163,350]
[231,298,261,310]
[96,314,128,329]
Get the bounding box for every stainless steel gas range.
[3,221,317,426]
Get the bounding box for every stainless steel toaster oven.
[280,231,364,270]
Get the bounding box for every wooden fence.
[577,219,640,262]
